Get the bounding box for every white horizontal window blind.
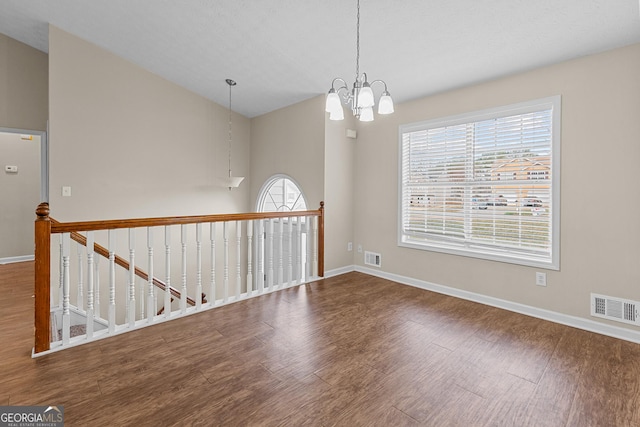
[399,96,560,269]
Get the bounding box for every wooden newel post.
[34,202,51,353]
[318,201,324,277]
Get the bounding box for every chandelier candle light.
[220,78,244,190]
[325,0,394,122]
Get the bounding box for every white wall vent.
[590,293,640,326]
[364,251,381,267]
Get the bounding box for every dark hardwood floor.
[1,261,639,426]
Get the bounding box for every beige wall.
[324,114,357,271]
[0,33,48,131]
[249,96,325,211]
[48,26,250,221]
[0,133,41,258]
[249,95,358,273]
[0,33,47,259]
[353,43,640,329]
[251,95,363,271]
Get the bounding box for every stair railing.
[34,202,324,354]
[54,220,201,307]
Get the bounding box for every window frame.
[397,96,561,270]
[256,173,308,213]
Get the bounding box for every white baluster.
[128,228,136,327]
[196,223,202,309]
[138,277,145,321]
[277,218,284,288]
[295,216,303,284]
[147,227,155,323]
[257,220,265,294]
[210,223,216,306]
[62,233,71,344]
[223,222,229,303]
[164,226,171,318]
[312,215,318,278]
[180,224,187,313]
[246,220,253,296]
[108,230,116,333]
[236,221,242,300]
[267,218,274,291]
[59,235,63,309]
[306,216,312,281]
[77,241,84,310]
[94,256,100,320]
[86,231,95,338]
[287,217,293,287]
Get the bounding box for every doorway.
[0,127,48,262]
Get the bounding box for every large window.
[398,96,560,269]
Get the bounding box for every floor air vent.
[364,251,381,267]
[591,293,640,326]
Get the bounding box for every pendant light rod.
[219,78,244,190]
[350,0,362,113]
[226,78,236,178]
[354,0,360,96]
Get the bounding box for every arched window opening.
[253,175,310,291]
[257,175,307,213]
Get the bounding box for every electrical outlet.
[535,272,547,287]
[347,242,353,251]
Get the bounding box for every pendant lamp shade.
[378,92,395,114]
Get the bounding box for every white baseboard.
[0,255,34,264]
[350,265,640,344]
[324,265,355,278]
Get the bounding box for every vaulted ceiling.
[1,0,639,118]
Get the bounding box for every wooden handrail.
[50,209,323,234]
[51,219,199,307]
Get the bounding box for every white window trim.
[397,96,561,270]
[256,173,308,213]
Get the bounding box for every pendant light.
[219,78,244,189]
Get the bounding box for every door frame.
[0,126,48,263]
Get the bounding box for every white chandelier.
[325,0,394,122]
